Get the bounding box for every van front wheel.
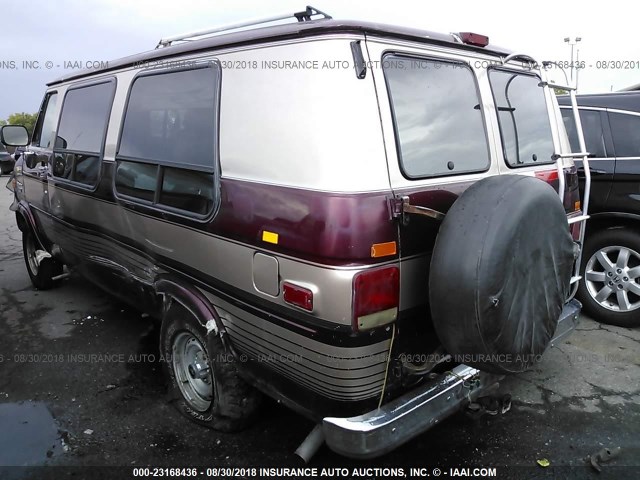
[160,304,261,432]
[22,229,63,290]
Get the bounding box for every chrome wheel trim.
[172,331,213,412]
[585,245,640,313]
[25,234,39,276]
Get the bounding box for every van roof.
[48,19,512,86]
[557,91,640,113]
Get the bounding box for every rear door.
[366,40,500,315]
[560,107,615,213]
[607,109,640,214]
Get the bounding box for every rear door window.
[383,55,489,178]
[561,109,608,158]
[489,70,554,167]
[608,112,640,157]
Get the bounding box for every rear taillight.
[352,266,399,331]
[535,169,559,183]
[536,168,582,214]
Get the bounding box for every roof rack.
[155,5,332,49]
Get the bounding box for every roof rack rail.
[155,5,332,49]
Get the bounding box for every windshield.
[489,70,554,167]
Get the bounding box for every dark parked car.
[559,92,640,327]
[0,143,15,175]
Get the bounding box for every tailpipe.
[294,424,324,463]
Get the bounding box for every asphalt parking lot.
[0,187,639,479]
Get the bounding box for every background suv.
[559,92,640,327]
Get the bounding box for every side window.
[608,112,640,157]
[561,109,607,158]
[114,161,157,202]
[53,81,115,186]
[31,93,59,149]
[115,65,220,217]
[383,56,489,178]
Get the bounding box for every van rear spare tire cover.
[429,175,574,374]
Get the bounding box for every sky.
[0,0,638,120]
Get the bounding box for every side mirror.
[0,125,29,147]
[25,154,39,169]
[54,135,67,149]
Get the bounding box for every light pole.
[564,36,582,86]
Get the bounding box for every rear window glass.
[489,70,554,167]
[118,66,219,169]
[561,109,607,158]
[384,55,489,178]
[609,112,640,157]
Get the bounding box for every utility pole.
[564,36,582,88]
[575,48,581,93]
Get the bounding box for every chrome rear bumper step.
[323,365,500,459]
[322,299,581,459]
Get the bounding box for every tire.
[576,227,640,327]
[161,303,261,432]
[429,175,575,374]
[22,229,63,290]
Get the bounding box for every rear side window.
[53,81,115,186]
[118,67,217,169]
[561,109,607,158]
[384,55,489,178]
[115,65,220,217]
[489,70,554,167]
[608,112,640,157]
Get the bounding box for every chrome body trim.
[205,292,392,401]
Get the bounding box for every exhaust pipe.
[294,424,324,463]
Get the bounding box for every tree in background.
[0,113,38,137]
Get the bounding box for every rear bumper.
[322,299,582,459]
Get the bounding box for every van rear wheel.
[22,229,63,290]
[160,304,261,432]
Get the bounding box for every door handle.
[578,167,606,175]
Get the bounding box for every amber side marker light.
[262,230,279,244]
[371,241,397,258]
